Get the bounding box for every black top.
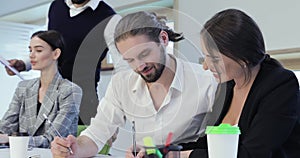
[37,100,41,115]
[48,0,115,85]
[48,0,116,124]
[181,62,300,158]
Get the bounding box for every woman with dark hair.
[0,30,82,148]
[181,9,300,158]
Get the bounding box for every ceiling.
[0,0,173,24]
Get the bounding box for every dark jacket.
[182,62,300,158]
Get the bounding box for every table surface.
[0,148,123,158]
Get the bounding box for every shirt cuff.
[80,127,106,152]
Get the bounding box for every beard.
[140,63,165,83]
[139,46,166,83]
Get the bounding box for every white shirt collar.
[170,54,184,92]
[65,0,101,17]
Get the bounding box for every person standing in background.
[0,30,82,148]
[5,0,128,125]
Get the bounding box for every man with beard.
[50,11,218,158]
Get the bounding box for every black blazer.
[182,62,300,158]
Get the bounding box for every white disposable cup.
[9,136,30,158]
[206,124,240,158]
[207,133,239,158]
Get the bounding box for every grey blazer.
[0,72,82,148]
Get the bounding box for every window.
[0,21,41,117]
[294,71,300,86]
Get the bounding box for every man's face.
[116,35,166,83]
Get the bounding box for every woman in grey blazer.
[0,30,82,148]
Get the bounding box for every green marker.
[143,136,162,158]
[143,136,156,155]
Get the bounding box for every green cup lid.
[205,123,241,134]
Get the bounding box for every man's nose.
[135,62,146,72]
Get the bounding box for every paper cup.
[205,124,240,158]
[9,135,30,158]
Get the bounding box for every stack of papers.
[0,55,24,80]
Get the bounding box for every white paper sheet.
[0,55,25,80]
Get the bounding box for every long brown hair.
[201,9,281,84]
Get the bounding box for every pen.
[43,114,73,154]
[132,121,137,157]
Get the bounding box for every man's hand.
[125,145,145,158]
[5,59,26,75]
[51,135,77,158]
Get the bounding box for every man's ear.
[159,31,169,46]
[53,48,61,60]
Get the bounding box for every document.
[0,55,24,80]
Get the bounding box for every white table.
[0,148,52,158]
[0,148,123,158]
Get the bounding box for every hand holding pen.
[43,114,74,155]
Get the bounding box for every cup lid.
[205,123,241,134]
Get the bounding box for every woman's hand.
[0,134,9,143]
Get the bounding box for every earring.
[243,64,247,68]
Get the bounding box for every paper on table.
[0,55,25,80]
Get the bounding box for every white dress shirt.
[81,55,218,151]
[65,0,100,17]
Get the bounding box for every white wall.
[175,0,300,63]
[0,21,41,118]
